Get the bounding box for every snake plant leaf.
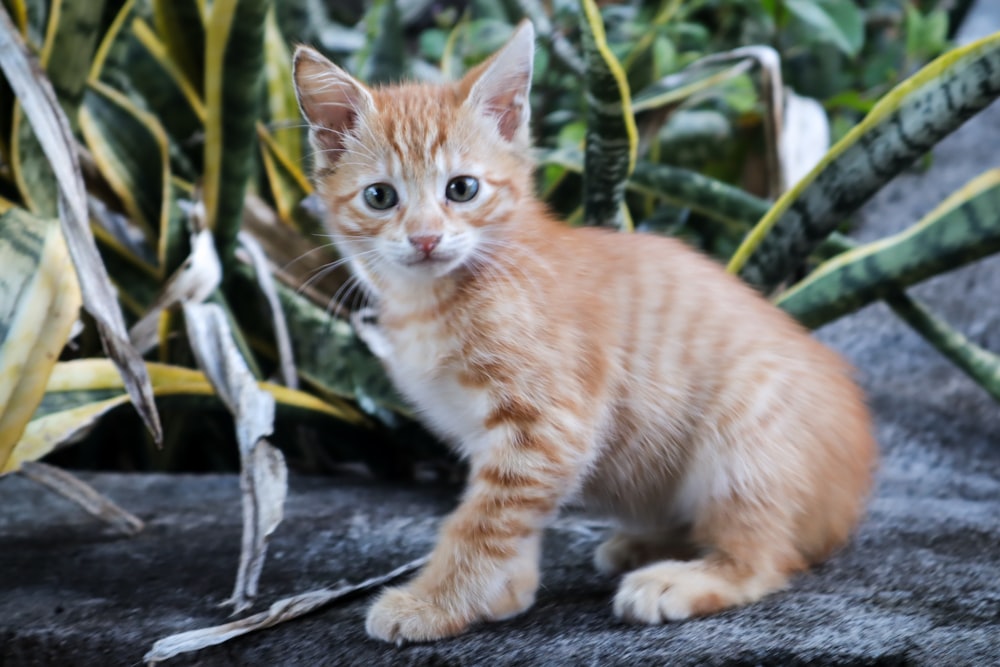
[263,8,302,168]
[87,0,135,83]
[231,264,408,418]
[8,394,130,474]
[4,0,26,36]
[15,0,44,45]
[777,169,1000,329]
[357,0,405,85]
[578,0,637,230]
[728,31,1000,291]
[504,0,585,75]
[129,16,206,122]
[539,146,767,232]
[0,6,162,443]
[257,123,317,234]
[629,160,767,233]
[784,0,864,58]
[631,59,754,114]
[43,0,107,126]
[92,222,161,319]
[4,358,366,474]
[79,80,168,248]
[0,209,82,472]
[10,103,57,216]
[883,292,1000,404]
[79,72,189,277]
[621,0,682,73]
[124,18,204,181]
[204,0,268,269]
[152,0,205,96]
[45,359,364,423]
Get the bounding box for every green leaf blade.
[777,170,1000,329]
[578,0,637,230]
[729,32,1000,291]
[204,0,269,269]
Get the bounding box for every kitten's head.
[293,21,536,290]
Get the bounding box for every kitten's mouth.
[405,255,448,265]
[402,251,458,267]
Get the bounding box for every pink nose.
[409,234,442,256]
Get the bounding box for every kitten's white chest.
[383,322,491,456]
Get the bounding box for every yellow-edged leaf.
[0,209,82,470]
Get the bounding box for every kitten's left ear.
[464,20,534,146]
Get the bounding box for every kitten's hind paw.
[365,586,468,643]
[613,560,767,624]
[594,531,697,575]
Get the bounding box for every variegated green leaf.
[777,170,1000,329]
[126,17,205,179]
[728,31,1000,291]
[79,80,168,249]
[621,0,682,73]
[17,0,44,46]
[0,8,163,442]
[3,0,27,36]
[0,208,82,471]
[257,123,318,235]
[5,358,367,474]
[883,292,1000,403]
[79,72,188,278]
[539,146,766,232]
[10,103,57,216]
[506,0,585,75]
[357,0,405,85]
[130,16,206,121]
[204,0,269,268]
[87,0,135,83]
[578,0,637,229]
[263,8,301,168]
[631,60,754,114]
[152,0,205,96]
[629,160,765,233]
[231,264,408,418]
[44,0,106,126]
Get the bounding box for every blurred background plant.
[1,0,996,487]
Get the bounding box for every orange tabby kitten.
[293,21,876,643]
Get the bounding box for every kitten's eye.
[363,183,399,210]
[446,176,479,203]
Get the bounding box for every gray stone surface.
[4,18,1000,667]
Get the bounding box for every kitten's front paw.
[365,586,468,644]
[350,307,392,360]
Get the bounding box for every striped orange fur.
[293,21,877,643]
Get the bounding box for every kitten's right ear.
[464,20,535,147]
[292,46,375,169]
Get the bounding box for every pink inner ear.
[467,27,534,144]
[484,89,526,143]
[294,50,371,163]
[308,106,357,158]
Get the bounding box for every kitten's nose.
[409,234,442,256]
